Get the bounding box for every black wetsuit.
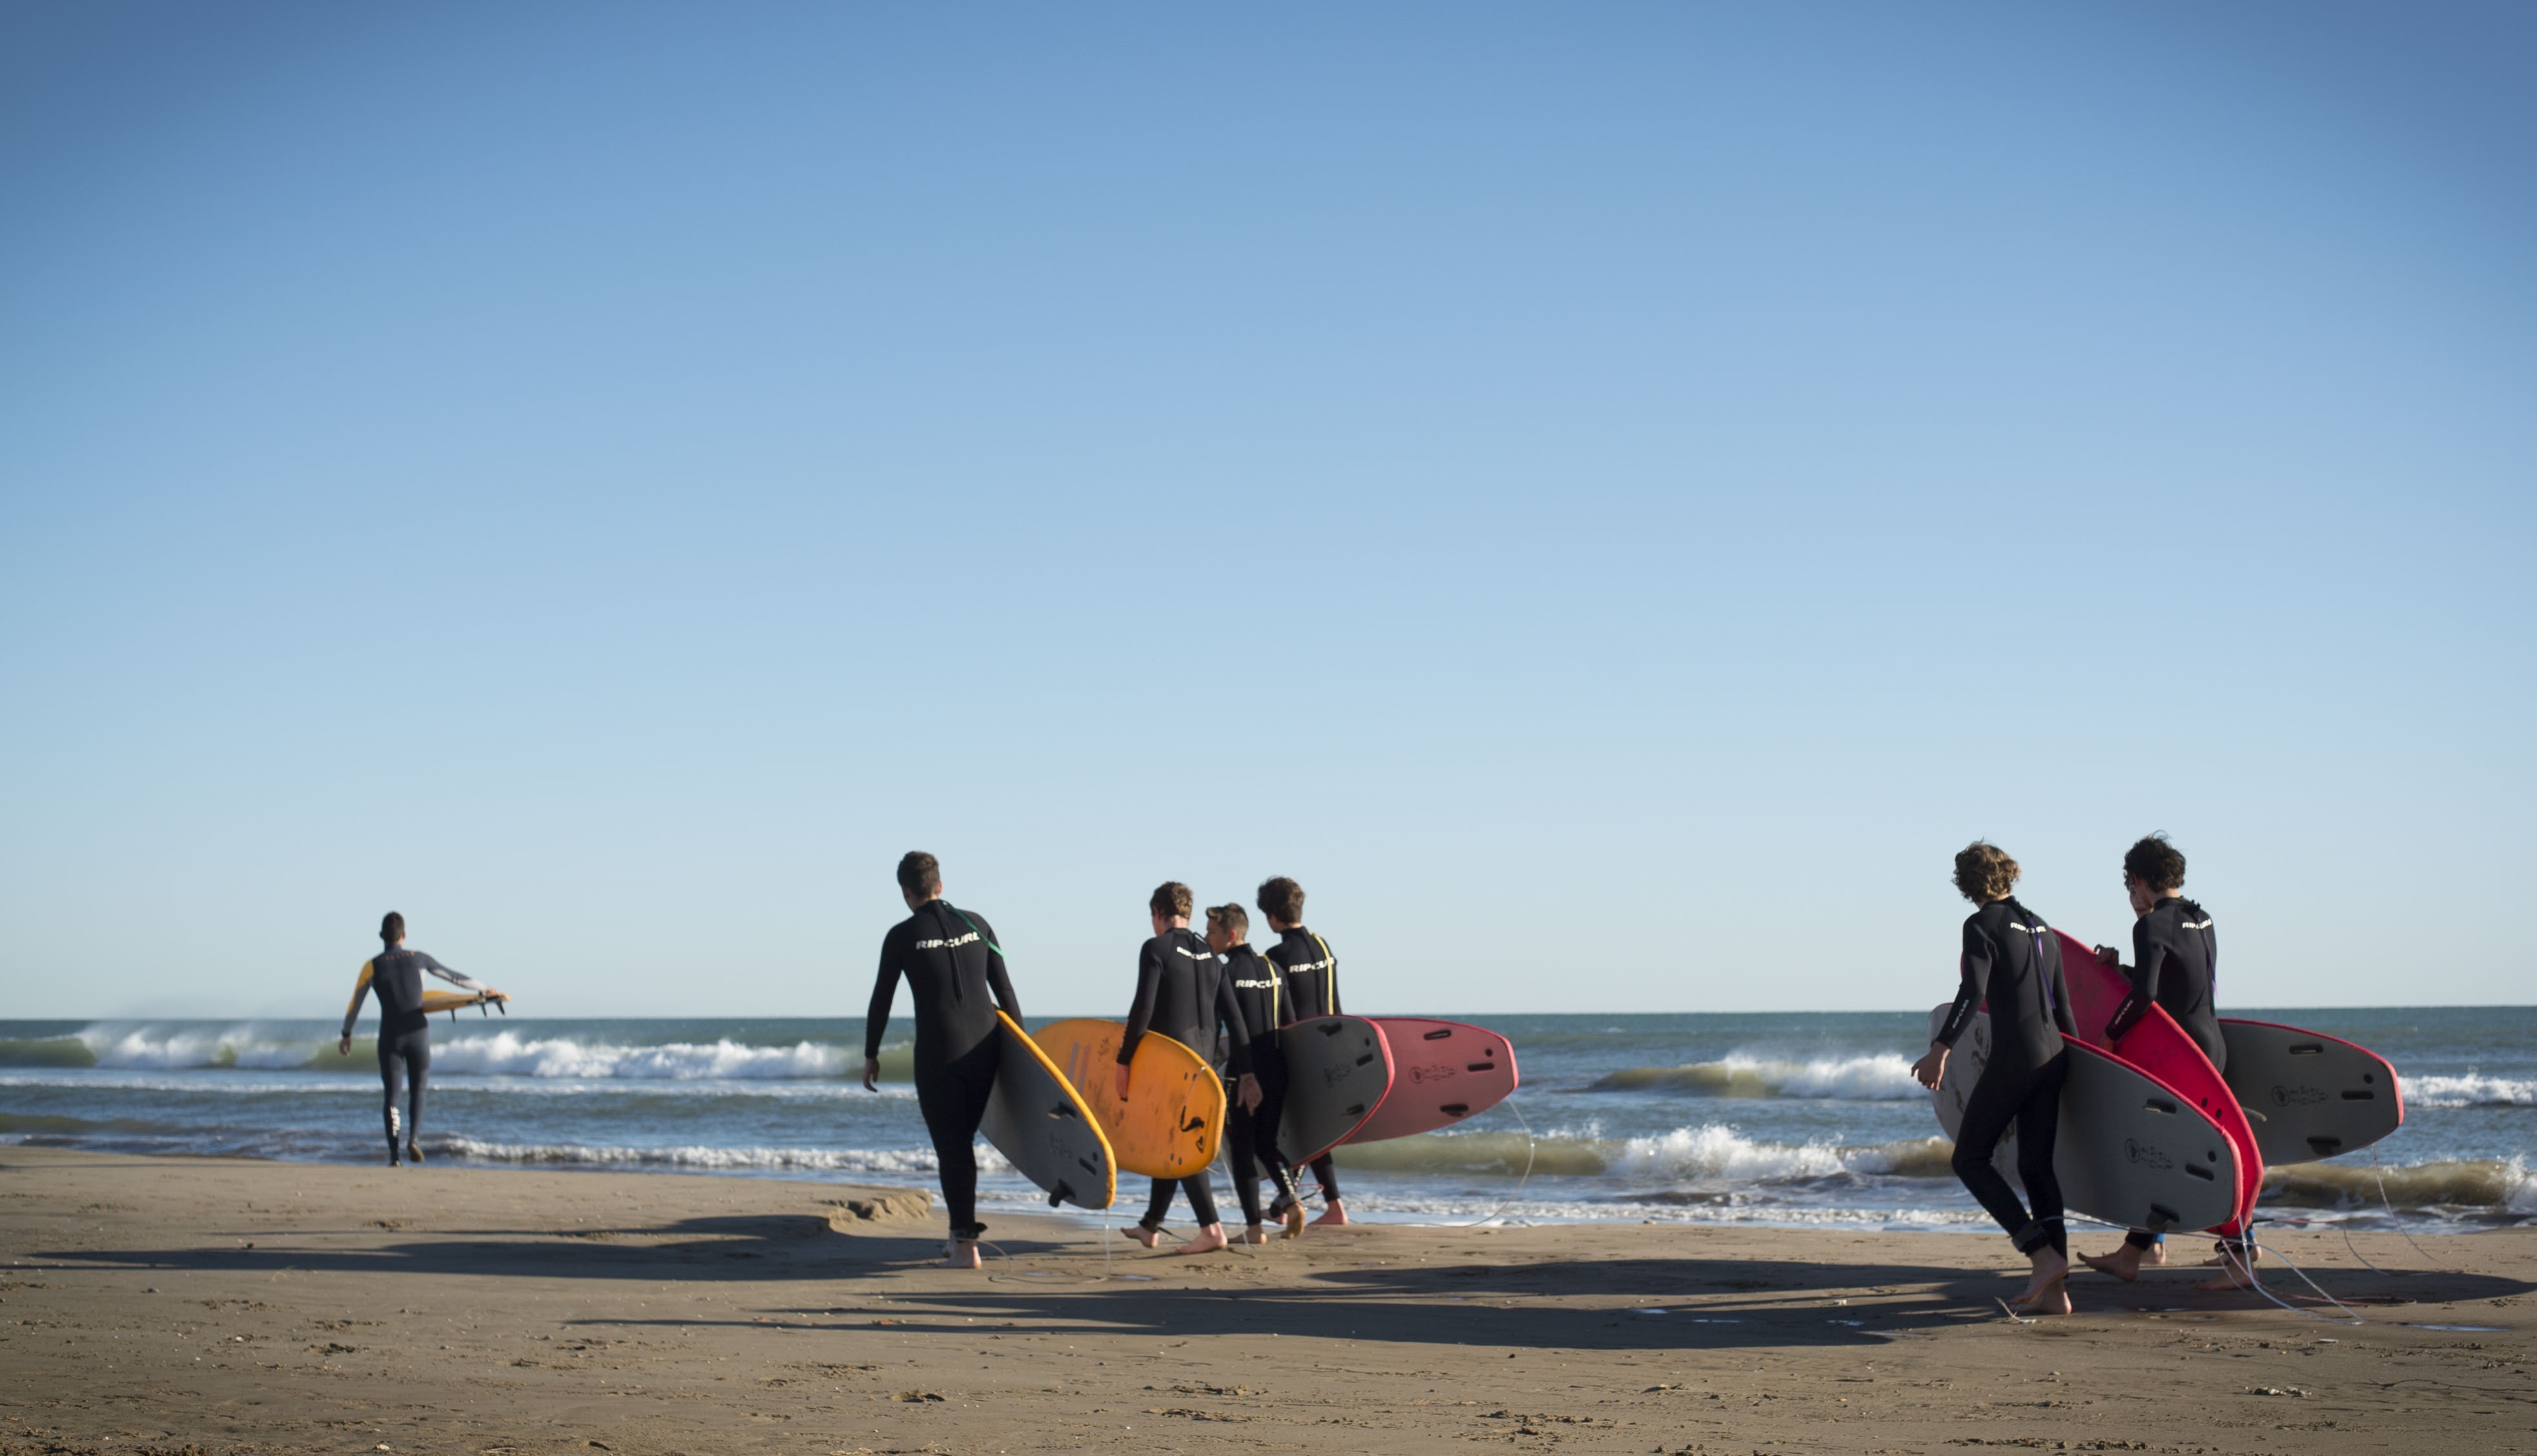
[866,899,1020,1240]
[2105,896,2221,1249]
[2106,897,2221,1066]
[1265,925,1343,1204]
[1122,927,1252,1231]
[1932,896,2077,1257]
[340,947,490,1160]
[1217,943,1298,1225]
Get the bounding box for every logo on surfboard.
[2123,1138,2173,1171]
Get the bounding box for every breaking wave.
[0,1025,915,1081]
[2261,1156,2533,1213]
[1586,1053,1922,1101]
[428,1033,850,1080]
[2403,1073,2536,1109]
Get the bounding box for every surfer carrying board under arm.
[1208,902,1305,1242]
[1118,882,1263,1255]
[1258,875,1349,1227]
[863,851,1022,1270]
[337,912,507,1167]
[1912,843,2078,1316]
[2080,834,2250,1289]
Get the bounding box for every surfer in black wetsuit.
[1258,876,1349,1227]
[2080,834,2248,1287]
[1117,883,1262,1256]
[336,912,506,1167]
[1912,843,2077,1315]
[1207,902,1304,1242]
[863,851,1022,1270]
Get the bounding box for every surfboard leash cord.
[2332,1143,2469,1278]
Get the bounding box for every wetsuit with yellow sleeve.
[342,948,491,1162]
[1265,925,1344,1206]
[1218,941,1298,1226]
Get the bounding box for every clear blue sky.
[3,3,2530,1018]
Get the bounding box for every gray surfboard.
[2218,1018,2403,1165]
[1929,1007,2239,1235]
[1276,1015,1394,1166]
[977,1012,1117,1211]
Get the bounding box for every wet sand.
[1,1147,2529,1455]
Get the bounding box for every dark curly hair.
[1256,876,1305,925]
[1952,842,2020,903]
[2122,834,2186,894]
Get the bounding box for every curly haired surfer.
[1913,843,2076,1315]
[2079,835,2249,1289]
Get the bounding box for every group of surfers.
[1912,834,2231,1317]
[336,836,2233,1294]
[860,855,1353,1267]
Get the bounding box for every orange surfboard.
[1031,1018,1227,1179]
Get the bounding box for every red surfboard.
[1341,1018,1519,1144]
[2051,929,2262,1231]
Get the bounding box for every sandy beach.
[0,1149,2529,1455]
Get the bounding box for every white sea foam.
[426,1032,849,1080]
[78,1025,318,1070]
[1589,1053,1923,1101]
[2404,1072,2537,1109]
[433,1136,1012,1174]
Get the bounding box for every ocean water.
[2,1009,2529,1235]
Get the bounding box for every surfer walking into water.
[1208,902,1305,1242]
[1119,883,1263,1255]
[1258,876,1349,1227]
[1913,843,2078,1315]
[337,912,506,1167]
[2080,835,2248,1289]
[864,852,1022,1270]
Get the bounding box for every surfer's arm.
[1930,925,1989,1051]
[2106,920,2162,1042]
[339,961,376,1043]
[864,926,909,1063]
[415,953,495,998]
[976,914,1021,1022]
[1214,974,1254,1077]
[1117,942,1163,1065]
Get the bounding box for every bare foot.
[2078,1244,2142,1282]
[1241,1223,1269,1246]
[1125,1223,1163,1249]
[1310,1200,1350,1227]
[939,1240,982,1269]
[2149,1239,2168,1266]
[404,1143,424,1165]
[1174,1224,1229,1255]
[2195,1245,2257,1291]
[2008,1277,2071,1316]
[1283,1204,1307,1239]
[2015,1248,2069,1304]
